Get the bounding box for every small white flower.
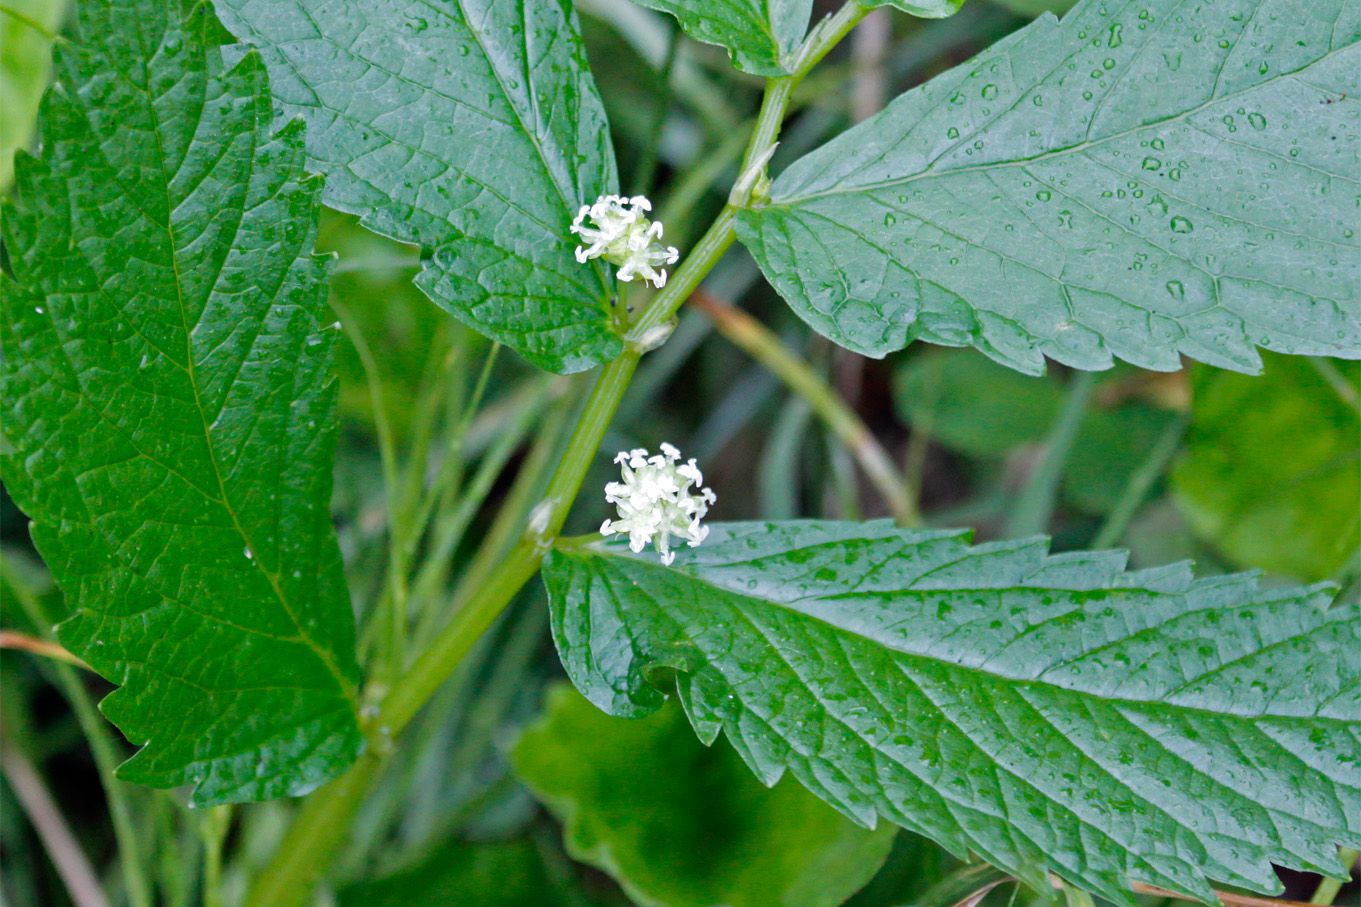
[600,443,715,566]
[571,194,680,288]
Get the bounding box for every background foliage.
[0,0,1356,905]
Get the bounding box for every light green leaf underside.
[631,0,812,75]
[737,0,1361,375]
[985,0,1075,18]
[0,0,66,190]
[0,0,362,805]
[213,0,621,374]
[865,0,964,20]
[544,521,1359,905]
[1173,354,1361,582]
[513,683,894,907]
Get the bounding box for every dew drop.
[244,547,254,560]
[1108,22,1123,47]
[981,83,999,100]
[1165,280,1185,300]
[947,126,960,139]
[1169,216,1193,234]
[1141,156,1161,171]
[884,212,897,227]
[1247,112,1267,130]
[1036,189,1052,201]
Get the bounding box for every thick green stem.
[244,13,869,897]
[242,753,384,906]
[689,291,918,525]
[1005,371,1097,538]
[1091,412,1188,549]
[199,806,231,907]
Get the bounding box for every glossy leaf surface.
[545,521,1359,904]
[0,0,362,805]
[737,0,1361,374]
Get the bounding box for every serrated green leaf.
[736,0,1361,375]
[0,0,65,191]
[544,521,1359,904]
[1173,355,1361,581]
[0,0,362,805]
[865,0,964,20]
[895,351,1180,513]
[513,682,894,907]
[212,0,622,374]
[631,0,811,76]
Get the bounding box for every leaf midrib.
[587,547,1345,724]
[773,39,1355,206]
[124,15,357,708]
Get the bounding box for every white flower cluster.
[571,194,679,288]
[601,443,715,566]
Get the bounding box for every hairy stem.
[689,290,918,525]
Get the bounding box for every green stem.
[1311,848,1358,905]
[242,753,385,906]
[0,3,60,41]
[690,291,918,525]
[1091,412,1188,549]
[1005,371,1096,539]
[1060,882,1097,907]
[331,297,407,680]
[244,17,867,896]
[199,806,231,907]
[634,19,681,195]
[1,559,153,907]
[1310,357,1360,414]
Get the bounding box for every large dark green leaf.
[0,0,362,805]
[630,0,811,76]
[213,0,621,374]
[513,682,894,907]
[1173,355,1360,581]
[544,521,1359,904]
[737,0,1361,374]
